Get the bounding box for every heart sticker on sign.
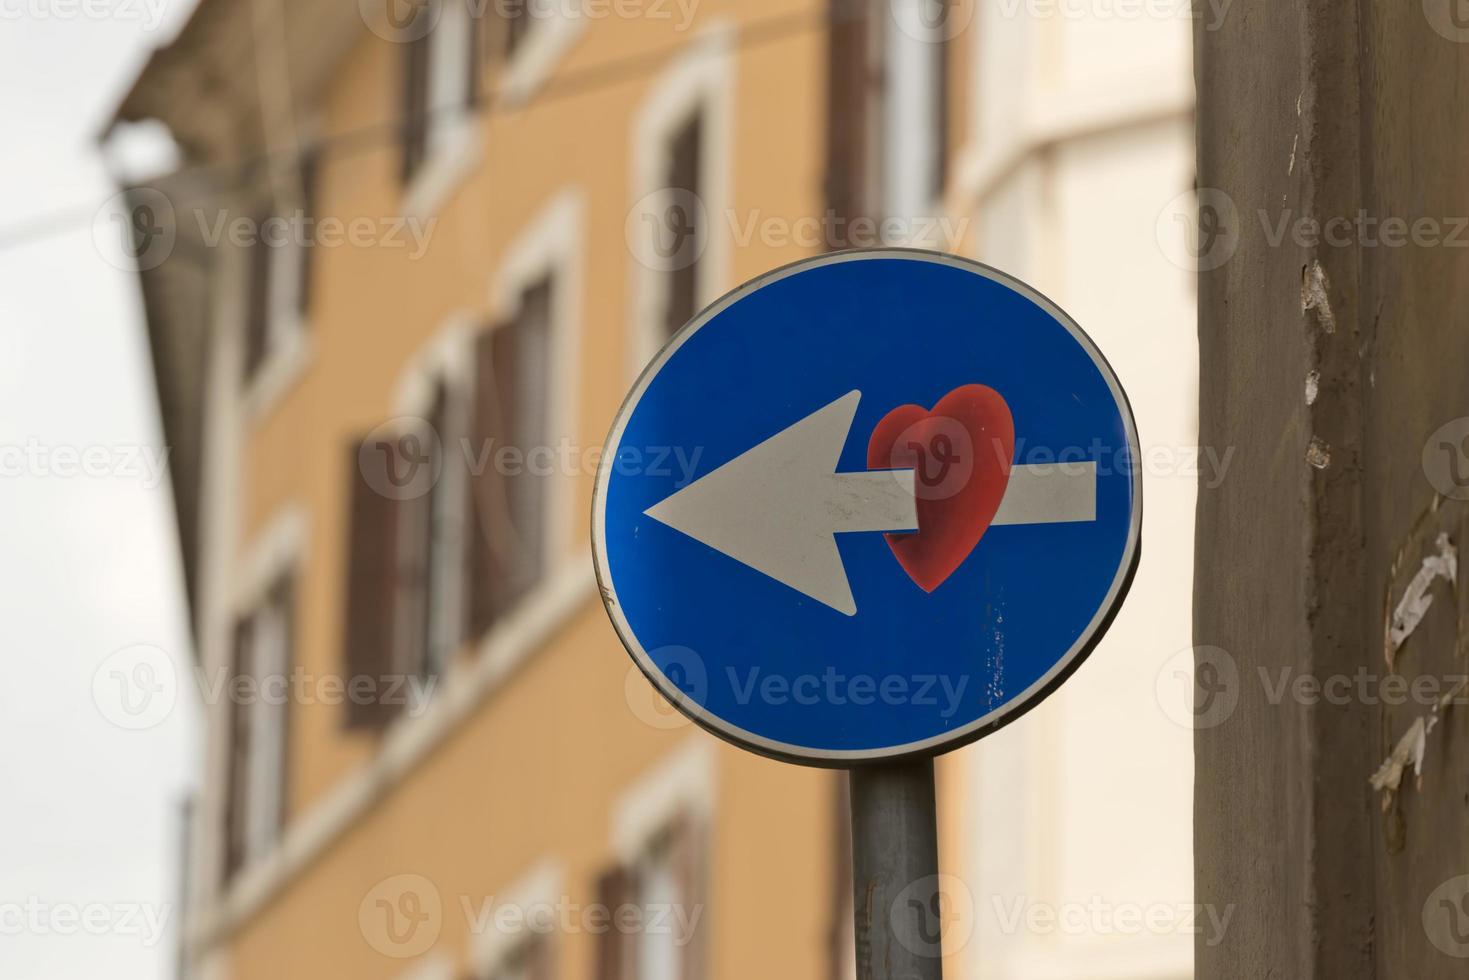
[867,384,1015,591]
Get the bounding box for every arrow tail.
[827,470,918,534]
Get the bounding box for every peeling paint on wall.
[1368,678,1466,809]
[1306,437,1331,469]
[1302,261,1335,333]
[1385,532,1458,669]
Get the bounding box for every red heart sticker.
[867,385,1015,592]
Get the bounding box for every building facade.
[111,0,1198,977]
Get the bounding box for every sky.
[0,3,203,978]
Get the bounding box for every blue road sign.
[592,249,1141,765]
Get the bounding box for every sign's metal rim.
[591,247,1143,767]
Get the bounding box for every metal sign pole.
[849,758,944,980]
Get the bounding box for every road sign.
[593,249,1141,765]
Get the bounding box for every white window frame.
[610,738,715,980]
[626,23,734,377]
[497,0,588,105]
[402,0,486,218]
[467,859,564,978]
[481,186,584,597]
[612,737,715,865]
[240,184,315,422]
[226,505,308,875]
[392,315,479,691]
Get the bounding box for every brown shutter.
[403,388,448,676]
[507,281,550,597]
[525,934,554,980]
[269,574,296,832]
[825,0,875,243]
[342,437,402,729]
[401,21,432,183]
[827,772,853,980]
[596,865,633,980]
[466,288,550,639]
[296,148,320,318]
[465,0,484,106]
[241,213,272,381]
[667,815,707,980]
[478,0,503,72]
[664,112,702,338]
[466,324,509,638]
[503,0,530,59]
[222,615,253,880]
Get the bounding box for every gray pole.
[849,758,944,980]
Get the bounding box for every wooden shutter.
[463,0,481,106]
[342,437,402,729]
[503,0,530,59]
[667,814,706,980]
[827,772,853,980]
[523,934,553,980]
[466,286,550,638]
[222,615,253,880]
[296,148,321,318]
[466,324,509,637]
[241,212,273,381]
[507,281,550,597]
[268,574,296,832]
[405,387,448,674]
[595,865,633,980]
[664,112,702,338]
[401,21,432,183]
[824,0,875,242]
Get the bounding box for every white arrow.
[644,390,1098,615]
[644,390,912,616]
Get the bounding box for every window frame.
[239,156,318,421]
[604,739,716,980]
[392,317,478,690]
[493,0,588,106]
[466,860,564,980]
[477,185,584,614]
[220,506,307,883]
[626,24,734,378]
[400,0,486,218]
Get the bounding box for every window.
[341,284,556,731]
[342,402,463,730]
[479,936,552,980]
[499,0,534,60]
[223,572,294,880]
[401,0,479,185]
[482,0,587,105]
[661,111,702,340]
[628,28,731,371]
[595,815,706,980]
[241,151,318,387]
[343,435,400,730]
[467,861,564,980]
[398,380,466,682]
[465,277,553,638]
[825,0,948,240]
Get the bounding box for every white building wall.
[951,9,1199,979]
